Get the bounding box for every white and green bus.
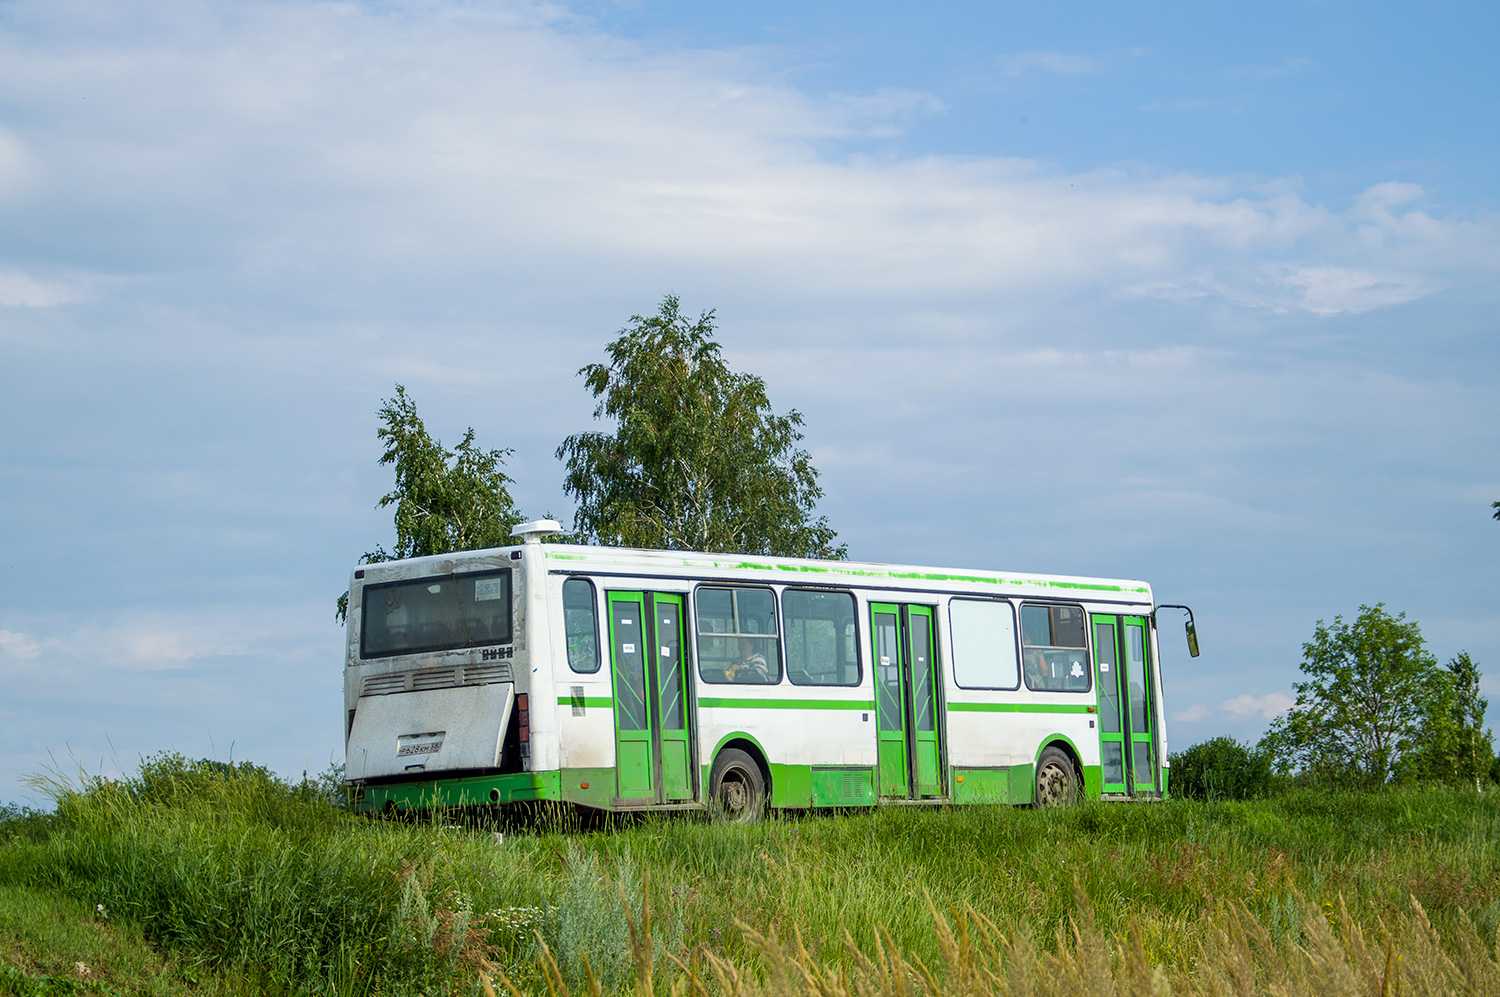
[343,520,1197,817]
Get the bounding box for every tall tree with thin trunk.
[1446,651,1493,791]
[337,385,523,621]
[557,295,845,559]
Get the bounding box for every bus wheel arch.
[1034,741,1081,808]
[709,741,768,823]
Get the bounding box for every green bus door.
[1121,617,1157,793]
[606,591,693,804]
[1092,617,1128,794]
[1091,614,1158,795]
[870,603,944,799]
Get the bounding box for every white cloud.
[825,88,946,138]
[0,2,1488,323]
[1222,693,1294,719]
[1268,264,1440,315]
[0,629,41,660]
[113,627,230,670]
[0,127,28,195]
[1173,705,1212,722]
[0,272,82,308]
[0,618,254,673]
[996,51,1100,77]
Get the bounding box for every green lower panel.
[1082,764,1102,798]
[878,739,908,797]
[951,767,1012,804]
[1160,766,1169,798]
[561,767,616,809]
[916,739,941,796]
[768,763,812,808]
[810,766,876,807]
[616,739,653,798]
[356,771,561,812]
[661,738,692,800]
[1010,763,1034,804]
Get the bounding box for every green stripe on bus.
[949,702,1096,714]
[697,697,875,711]
[545,551,1149,594]
[556,696,614,708]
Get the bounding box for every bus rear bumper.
[353,770,562,812]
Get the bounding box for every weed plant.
[498,884,1500,997]
[0,882,254,995]
[4,757,1500,995]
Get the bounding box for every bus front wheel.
[710,749,765,823]
[1035,747,1079,807]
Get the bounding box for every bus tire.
[710,748,765,823]
[1035,746,1079,807]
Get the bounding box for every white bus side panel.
[945,710,1098,765]
[696,704,874,769]
[556,681,616,769]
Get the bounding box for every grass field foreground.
[2,756,1499,994]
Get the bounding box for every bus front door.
[1090,614,1157,796]
[871,603,944,799]
[606,591,693,804]
[1121,616,1158,794]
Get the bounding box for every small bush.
[1171,737,1277,800]
[0,803,53,845]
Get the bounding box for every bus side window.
[950,598,1020,690]
[1020,603,1091,693]
[784,588,859,687]
[695,585,781,684]
[562,578,600,674]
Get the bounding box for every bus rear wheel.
[710,748,765,823]
[1035,747,1079,807]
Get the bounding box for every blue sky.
[1,0,1497,802]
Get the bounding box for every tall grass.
[3,756,1500,995]
[501,887,1500,997]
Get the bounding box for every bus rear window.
[360,569,512,659]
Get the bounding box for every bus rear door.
[605,591,694,805]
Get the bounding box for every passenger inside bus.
[726,638,770,683]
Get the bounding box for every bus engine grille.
[360,662,514,697]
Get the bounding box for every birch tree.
[556,295,844,559]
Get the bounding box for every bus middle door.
[871,602,943,799]
[606,590,693,805]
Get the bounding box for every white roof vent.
[510,519,564,545]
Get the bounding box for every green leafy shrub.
[9,752,1500,995]
[1170,737,1277,800]
[3,753,522,996]
[0,803,54,845]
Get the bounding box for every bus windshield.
[360,569,512,659]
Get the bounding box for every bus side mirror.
[1185,621,1200,658]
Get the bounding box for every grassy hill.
[3,756,1499,995]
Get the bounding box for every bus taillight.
[516,693,530,759]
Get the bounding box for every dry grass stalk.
[481,879,1500,997]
